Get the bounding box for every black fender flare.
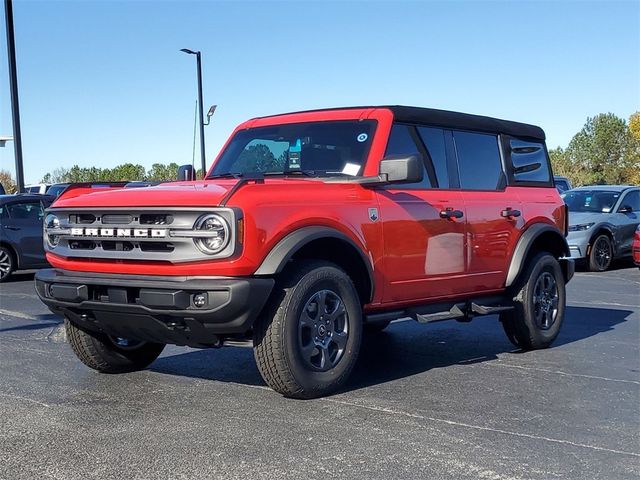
[254,226,375,301]
[505,224,570,287]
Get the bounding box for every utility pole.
[4,0,24,192]
[181,48,207,178]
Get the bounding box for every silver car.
[562,185,640,271]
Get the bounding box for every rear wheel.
[589,234,612,271]
[0,246,15,282]
[500,252,566,350]
[65,318,165,373]
[253,261,362,399]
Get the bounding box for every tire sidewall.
[589,234,612,272]
[0,246,15,282]
[281,266,362,394]
[521,254,566,345]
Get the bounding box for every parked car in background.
[633,225,640,268]
[24,183,51,194]
[0,194,54,281]
[562,185,640,271]
[554,176,572,193]
[45,183,71,197]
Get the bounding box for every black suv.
[0,194,54,281]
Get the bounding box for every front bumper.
[35,269,274,348]
[566,232,590,259]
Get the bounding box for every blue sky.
[1,0,638,183]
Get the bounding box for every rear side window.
[509,139,552,184]
[385,125,432,189]
[6,201,44,221]
[453,131,503,190]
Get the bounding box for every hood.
[568,211,610,226]
[52,181,237,209]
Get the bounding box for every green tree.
[565,113,634,185]
[0,169,17,194]
[147,162,179,181]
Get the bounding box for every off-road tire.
[588,234,613,272]
[500,252,566,350]
[65,318,165,373]
[0,246,15,282]
[253,260,363,399]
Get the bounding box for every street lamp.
[181,48,207,178]
[0,136,13,147]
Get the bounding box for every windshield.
[209,120,376,178]
[562,190,621,213]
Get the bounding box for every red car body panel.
[633,226,640,266]
[48,106,566,311]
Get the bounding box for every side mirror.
[618,205,633,214]
[379,155,423,184]
[177,164,195,181]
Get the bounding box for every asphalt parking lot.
[1,264,638,480]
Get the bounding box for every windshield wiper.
[264,170,319,178]
[208,172,244,179]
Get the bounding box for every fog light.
[193,293,207,308]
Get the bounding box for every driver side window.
[620,190,640,212]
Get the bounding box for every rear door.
[376,124,468,303]
[453,130,524,292]
[4,200,47,267]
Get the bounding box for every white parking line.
[0,308,37,320]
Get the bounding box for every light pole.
[4,0,24,192]
[181,48,206,178]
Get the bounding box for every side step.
[413,302,514,324]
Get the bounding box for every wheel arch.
[588,225,617,257]
[254,226,374,303]
[506,224,570,288]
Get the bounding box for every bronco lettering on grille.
[70,228,167,238]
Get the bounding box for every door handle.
[439,208,464,219]
[501,208,521,218]
[3,226,20,231]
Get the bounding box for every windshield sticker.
[288,139,302,170]
[356,133,368,143]
[342,162,361,176]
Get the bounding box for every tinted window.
[417,127,449,188]
[555,179,569,192]
[453,131,502,190]
[620,190,640,212]
[510,139,551,183]
[384,125,431,189]
[7,201,43,221]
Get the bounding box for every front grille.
[45,207,238,263]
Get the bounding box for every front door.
[377,124,468,304]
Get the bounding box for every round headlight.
[45,214,59,229]
[194,214,230,254]
[45,214,60,248]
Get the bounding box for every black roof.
[0,193,55,204]
[255,105,546,140]
[387,106,545,140]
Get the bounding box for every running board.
[412,302,513,324]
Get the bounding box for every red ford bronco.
[36,106,574,398]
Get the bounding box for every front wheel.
[253,261,363,399]
[65,319,165,373]
[0,246,15,282]
[589,234,612,271]
[500,252,566,350]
